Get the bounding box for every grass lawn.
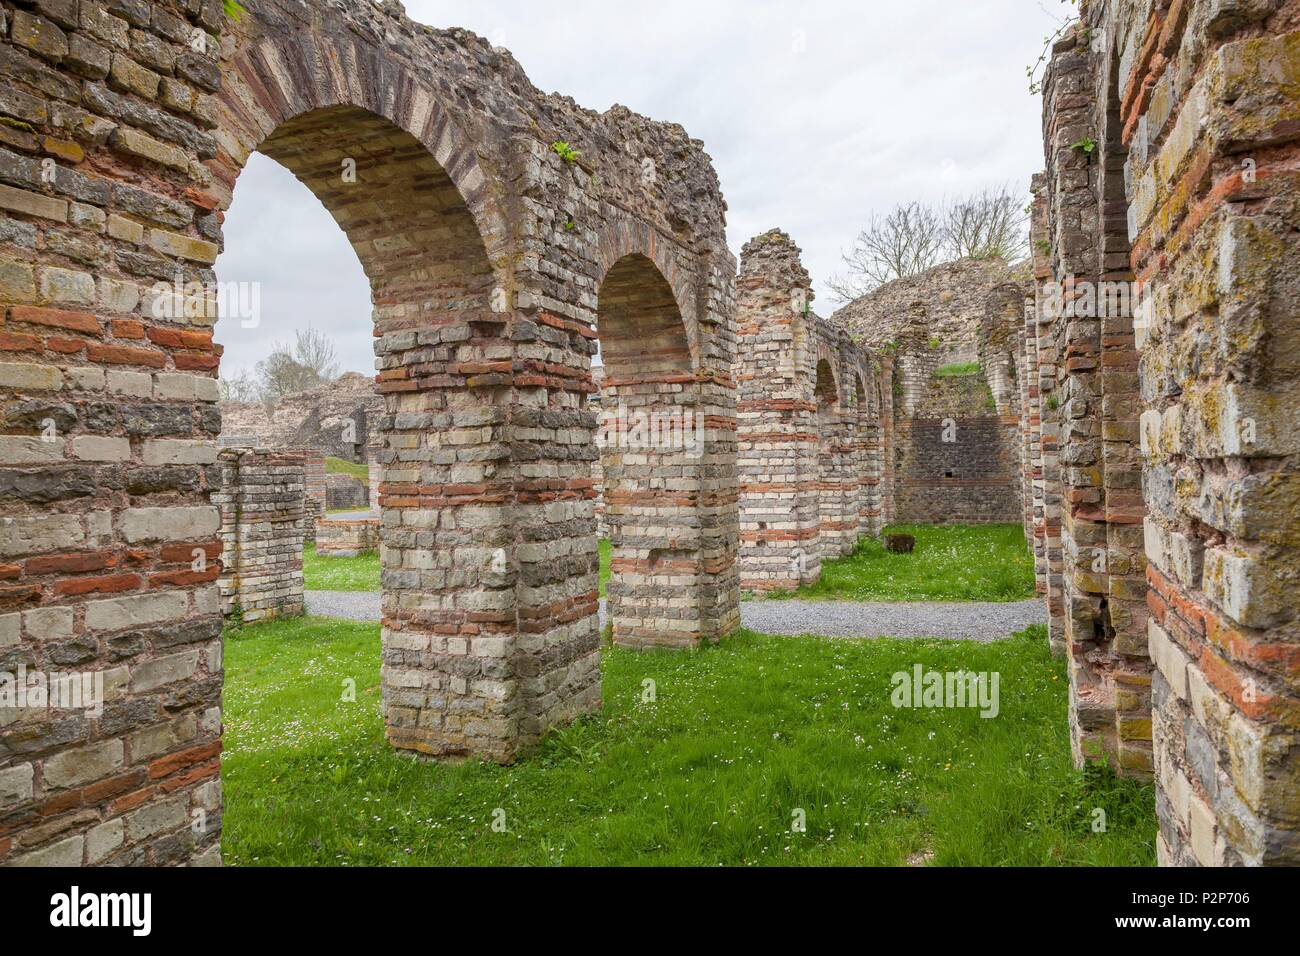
[221,617,1155,867]
[775,524,1037,603]
[305,541,613,596]
[303,543,380,592]
[325,457,369,481]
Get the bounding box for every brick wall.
[1025,0,1300,865]
[316,515,379,558]
[0,0,740,865]
[214,448,304,624]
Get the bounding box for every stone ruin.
[0,0,1294,867]
[733,230,887,591]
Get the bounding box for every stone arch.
[592,224,702,370]
[814,358,853,558]
[814,358,838,407]
[0,0,738,867]
[215,32,512,275]
[596,253,724,648]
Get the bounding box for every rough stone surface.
[0,0,739,866]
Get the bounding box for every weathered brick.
[0,183,68,222]
[122,506,220,543]
[43,739,125,789]
[113,126,189,170]
[38,266,95,305]
[10,11,69,64]
[85,591,187,633]
[71,435,132,462]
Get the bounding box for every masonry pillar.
[735,231,823,591]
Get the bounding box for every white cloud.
[216,0,1061,374]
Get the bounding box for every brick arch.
[214,34,512,275]
[592,223,701,370]
[814,357,839,407]
[595,250,734,648]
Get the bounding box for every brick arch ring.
[215,34,514,290]
[591,221,704,372]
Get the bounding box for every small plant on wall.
[552,141,582,164]
[224,0,247,20]
[1071,136,1097,158]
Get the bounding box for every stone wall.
[316,514,379,558]
[219,371,383,462]
[734,230,884,591]
[894,417,1024,524]
[215,448,304,623]
[1024,0,1300,866]
[0,0,739,866]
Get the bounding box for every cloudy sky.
[215,0,1066,378]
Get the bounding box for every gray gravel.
[738,598,1045,641]
[306,590,381,622]
[305,592,1045,641]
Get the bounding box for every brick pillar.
[303,450,327,543]
[215,449,305,623]
[735,231,822,591]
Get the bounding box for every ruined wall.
[215,448,304,623]
[1038,11,1154,779]
[734,230,881,590]
[1028,0,1300,865]
[836,258,1031,530]
[316,514,379,558]
[219,371,382,462]
[0,0,738,866]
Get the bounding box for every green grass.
[303,543,380,592]
[776,524,1036,603]
[304,541,612,596]
[325,457,369,481]
[935,362,982,377]
[221,617,1155,867]
[599,539,611,598]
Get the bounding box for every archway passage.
[234,105,539,764]
[0,0,737,868]
[814,359,855,560]
[597,254,730,648]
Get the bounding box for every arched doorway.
[596,254,729,648]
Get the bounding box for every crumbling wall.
[1038,9,1154,778]
[215,449,305,623]
[218,372,383,462]
[0,0,738,866]
[734,231,882,590]
[1028,0,1300,866]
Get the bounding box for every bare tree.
[829,185,1031,304]
[826,201,946,301]
[256,327,340,400]
[218,368,260,403]
[942,184,1030,262]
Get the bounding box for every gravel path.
[305,592,1045,641]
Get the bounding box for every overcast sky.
[215,0,1064,378]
